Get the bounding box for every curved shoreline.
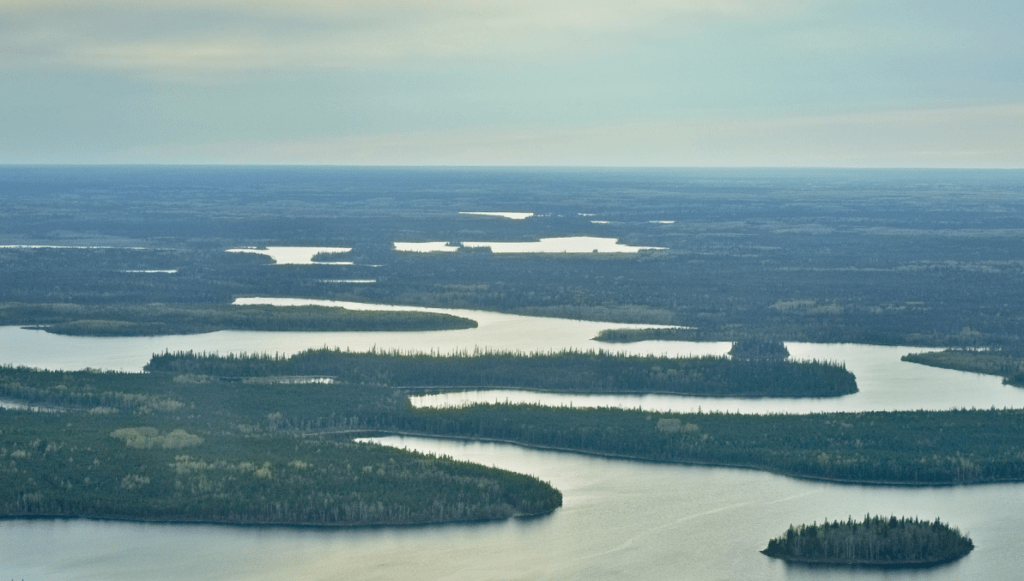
[358,430,1024,488]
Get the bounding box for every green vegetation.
[762,515,973,566]
[145,347,857,398]
[396,404,1024,485]
[902,348,1024,387]
[728,339,790,361]
[2,167,1023,348]
[3,352,1018,489]
[0,303,475,336]
[0,366,560,527]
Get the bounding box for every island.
[762,515,973,566]
[0,303,476,336]
[145,346,857,398]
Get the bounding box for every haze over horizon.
[2,0,1020,168]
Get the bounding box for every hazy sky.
[2,0,1021,167]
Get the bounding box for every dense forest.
[144,347,857,398]
[903,347,1024,387]
[1,167,1022,348]
[394,404,1024,485]
[2,167,1023,532]
[4,355,1023,492]
[0,366,561,527]
[0,303,475,336]
[762,515,973,566]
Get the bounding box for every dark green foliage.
[0,367,560,527]
[396,404,1024,485]
[145,348,856,398]
[2,167,1024,347]
[762,515,973,566]
[0,303,475,336]
[728,338,790,361]
[903,347,1024,387]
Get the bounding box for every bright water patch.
[459,211,534,220]
[393,242,460,252]
[122,270,178,274]
[0,244,149,250]
[226,247,353,265]
[461,236,665,253]
[321,279,376,283]
[394,237,665,253]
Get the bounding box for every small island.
[762,515,973,567]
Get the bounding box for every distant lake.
[225,246,353,265]
[394,236,665,253]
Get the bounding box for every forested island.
[0,365,560,527]
[902,348,1024,387]
[0,303,475,336]
[3,346,1023,531]
[762,515,973,566]
[144,347,856,398]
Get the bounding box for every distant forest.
[0,303,474,336]
[1,167,1023,348]
[2,167,1024,529]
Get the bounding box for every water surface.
[3,436,1018,580]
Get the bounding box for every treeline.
[145,347,857,398]
[0,302,475,336]
[902,347,1024,387]
[0,364,561,527]
[4,168,1024,349]
[394,404,1024,485]
[728,338,790,361]
[762,515,973,566]
[4,357,1024,534]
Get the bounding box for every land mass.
[762,515,973,567]
[902,348,1024,387]
[0,365,558,527]
[144,347,857,398]
[0,303,476,336]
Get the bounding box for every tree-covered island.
[762,515,973,567]
[145,347,856,398]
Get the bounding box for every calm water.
[2,302,1022,579]
[394,236,665,253]
[3,437,1020,580]
[1,299,1020,414]
[225,247,353,265]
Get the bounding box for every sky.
[1,0,1021,167]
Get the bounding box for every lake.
[1,302,1021,580]
[4,436,1020,580]
[394,236,666,253]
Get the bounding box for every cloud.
[129,102,1024,168]
[0,0,798,77]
